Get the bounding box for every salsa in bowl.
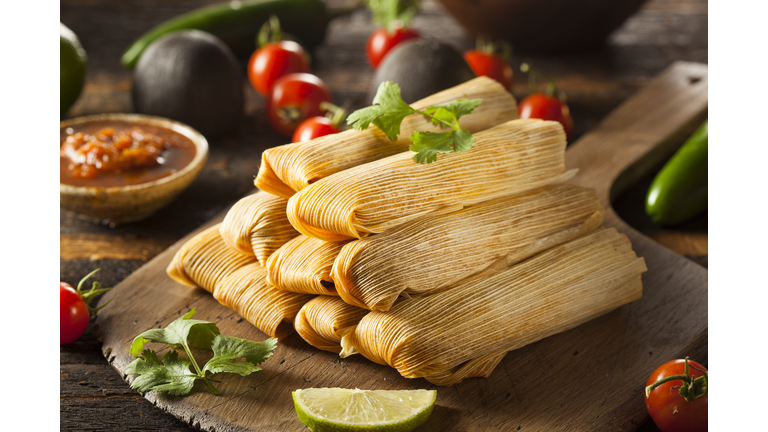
[60,114,208,225]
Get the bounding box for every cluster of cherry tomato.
[364,12,574,141]
[462,45,574,140]
[246,17,342,143]
[247,10,574,144]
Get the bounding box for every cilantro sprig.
[126,309,277,396]
[347,82,482,164]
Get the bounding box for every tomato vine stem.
[520,62,564,101]
[645,357,707,402]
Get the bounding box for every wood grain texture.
[61,233,177,260]
[92,62,707,432]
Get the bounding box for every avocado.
[132,30,243,138]
[60,23,87,115]
[368,39,475,104]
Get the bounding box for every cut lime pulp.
[293,388,436,432]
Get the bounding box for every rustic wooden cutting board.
[94,61,708,432]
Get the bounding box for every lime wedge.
[292,388,436,432]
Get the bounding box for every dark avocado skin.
[132,30,244,138]
[367,39,475,104]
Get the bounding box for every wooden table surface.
[59,0,707,430]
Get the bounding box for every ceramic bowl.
[60,113,208,225]
[437,0,648,53]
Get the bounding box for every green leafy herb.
[367,0,420,31]
[126,309,277,396]
[128,350,197,396]
[347,82,482,163]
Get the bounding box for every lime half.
[292,388,437,432]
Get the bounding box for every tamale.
[288,119,575,241]
[423,349,508,386]
[266,235,350,295]
[339,228,646,383]
[219,191,299,265]
[332,184,604,311]
[256,76,518,198]
[294,296,369,353]
[167,223,257,292]
[213,263,314,339]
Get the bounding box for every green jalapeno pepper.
[122,0,349,69]
[645,121,708,226]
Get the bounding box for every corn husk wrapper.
[332,185,604,311]
[219,191,299,266]
[167,223,257,292]
[287,119,574,242]
[294,296,369,353]
[266,235,350,296]
[339,228,646,384]
[423,349,508,386]
[213,263,314,340]
[256,76,518,199]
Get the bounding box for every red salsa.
[60,121,197,187]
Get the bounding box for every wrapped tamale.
[288,119,575,241]
[219,191,299,266]
[340,228,646,384]
[332,184,604,311]
[167,223,257,292]
[294,296,369,353]
[266,235,351,295]
[256,76,518,199]
[424,349,508,386]
[213,263,314,339]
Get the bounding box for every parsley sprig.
[347,81,482,164]
[126,309,276,396]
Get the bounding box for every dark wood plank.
[90,61,707,432]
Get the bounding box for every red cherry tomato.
[518,93,573,138]
[61,282,89,345]
[247,41,310,95]
[645,359,708,432]
[292,116,342,143]
[267,73,333,137]
[366,26,420,68]
[464,50,513,90]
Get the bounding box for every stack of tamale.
[164,78,646,386]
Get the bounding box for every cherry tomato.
[247,41,310,95]
[464,50,513,91]
[366,26,420,69]
[61,282,89,345]
[518,93,573,138]
[292,117,342,143]
[267,73,333,137]
[645,359,708,432]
